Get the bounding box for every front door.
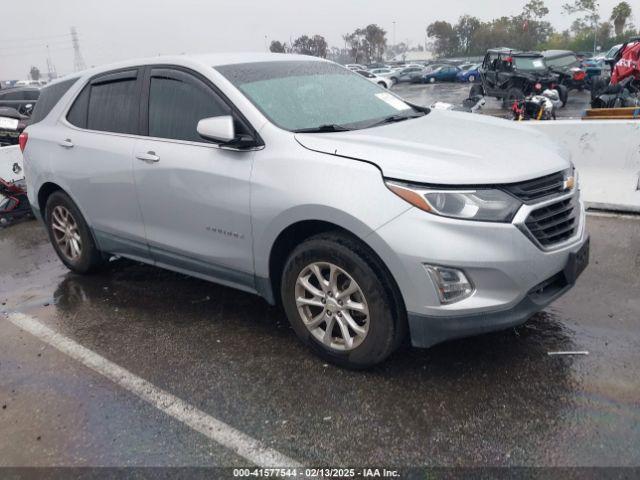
[133,67,255,291]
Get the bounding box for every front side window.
[148,70,230,142]
[216,61,422,132]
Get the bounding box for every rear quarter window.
[30,78,78,124]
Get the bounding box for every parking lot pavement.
[1,215,639,467]
[392,82,591,120]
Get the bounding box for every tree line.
[270,1,636,63]
[427,0,636,58]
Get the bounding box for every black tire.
[557,84,569,107]
[45,191,106,274]
[390,77,398,84]
[502,87,524,109]
[280,232,405,369]
[469,84,484,98]
[590,75,607,102]
[377,81,387,89]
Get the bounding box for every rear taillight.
[18,132,28,152]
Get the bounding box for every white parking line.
[6,312,301,468]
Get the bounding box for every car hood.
[294,110,570,185]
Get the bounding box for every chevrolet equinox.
[21,53,589,368]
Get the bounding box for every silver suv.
[22,53,589,368]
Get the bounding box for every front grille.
[504,171,565,203]
[525,195,579,248]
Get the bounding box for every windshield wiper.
[293,124,352,133]
[365,112,426,129]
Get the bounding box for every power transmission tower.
[46,45,58,81]
[70,26,87,72]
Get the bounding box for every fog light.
[424,265,474,304]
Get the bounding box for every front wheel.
[467,75,476,83]
[281,233,404,369]
[378,81,387,89]
[470,84,484,98]
[429,77,436,84]
[45,191,106,274]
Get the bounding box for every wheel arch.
[261,218,406,323]
[37,181,64,217]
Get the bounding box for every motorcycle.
[512,89,562,121]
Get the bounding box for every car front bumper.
[367,191,589,348]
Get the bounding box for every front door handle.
[59,139,74,148]
[136,151,160,163]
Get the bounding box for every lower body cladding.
[367,192,589,348]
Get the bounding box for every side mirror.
[197,116,235,143]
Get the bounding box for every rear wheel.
[378,81,387,88]
[429,77,436,84]
[45,191,106,274]
[467,75,476,83]
[281,232,404,369]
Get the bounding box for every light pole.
[392,21,396,47]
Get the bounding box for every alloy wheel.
[50,205,82,261]
[295,262,370,351]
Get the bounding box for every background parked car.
[369,68,398,84]
[366,63,389,70]
[355,70,393,89]
[0,87,39,116]
[457,63,481,83]
[421,65,461,83]
[0,107,31,147]
[345,64,366,71]
[390,66,424,84]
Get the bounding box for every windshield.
[545,55,579,68]
[216,61,420,132]
[513,56,546,71]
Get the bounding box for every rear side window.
[30,78,78,124]
[148,70,230,142]
[67,69,140,134]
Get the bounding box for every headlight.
[386,180,522,222]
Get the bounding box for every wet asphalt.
[0,213,639,467]
[391,81,591,119]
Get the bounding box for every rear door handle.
[59,139,74,148]
[136,151,160,163]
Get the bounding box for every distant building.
[391,50,434,63]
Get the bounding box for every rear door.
[61,68,148,259]
[132,67,255,289]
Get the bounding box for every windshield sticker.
[532,59,544,68]
[375,92,411,111]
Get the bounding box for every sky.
[0,0,628,79]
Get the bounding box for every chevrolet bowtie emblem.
[563,176,575,191]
